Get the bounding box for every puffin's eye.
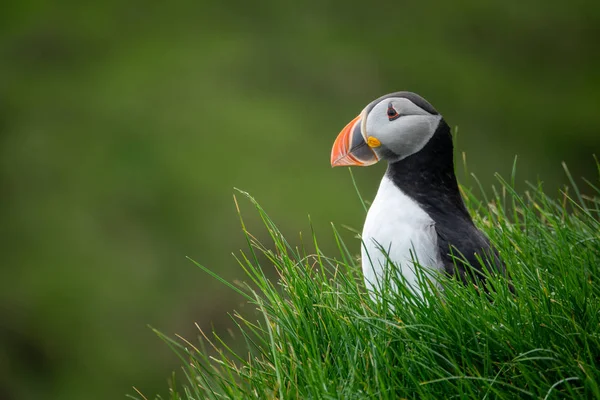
[387,103,400,121]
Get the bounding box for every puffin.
[330,91,504,296]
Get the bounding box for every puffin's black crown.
[365,92,440,116]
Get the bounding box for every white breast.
[361,175,443,297]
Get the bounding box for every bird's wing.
[435,222,504,286]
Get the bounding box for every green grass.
[141,162,600,399]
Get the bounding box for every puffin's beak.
[330,112,379,167]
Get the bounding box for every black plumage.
[386,116,505,286]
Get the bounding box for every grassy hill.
[146,167,600,399]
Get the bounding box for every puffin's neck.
[385,119,473,223]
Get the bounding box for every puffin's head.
[331,92,443,167]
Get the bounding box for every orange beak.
[330,113,379,167]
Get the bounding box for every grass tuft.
[139,163,600,399]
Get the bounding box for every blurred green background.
[1,1,599,399]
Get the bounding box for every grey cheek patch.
[379,146,400,161]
